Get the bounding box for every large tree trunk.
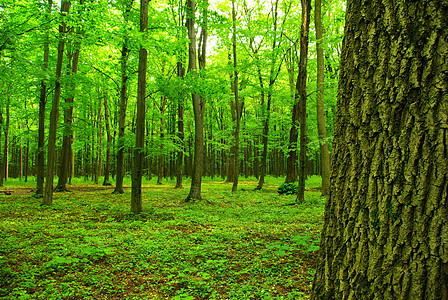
[130,0,149,214]
[185,0,207,202]
[113,0,133,194]
[42,0,71,206]
[312,0,448,298]
[295,0,311,204]
[314,0,330,196]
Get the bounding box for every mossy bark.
[312,0,448,298]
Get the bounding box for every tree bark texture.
[113,0,133,194]
[185,0,206,202]
[312,1,448,299]
[315,0,331,196]
[56,46,80,192]
[295,0,311,204]
[42,1,70,206]
[131,0,149,214]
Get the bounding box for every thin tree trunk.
[0,112,3,187]
[295,0,311,204]
[18,122,22,180]
[56,46,80,192]
[42,0,71,206]
[315,0,330,196]
[69,135,74,184]
[103,91,112,185]
[175,62,185,188]
[35,4,51,194]
[95,95,102,185]
[285,46,299,183]
[113,0,133,194]
[231,0,240,193]
[253,0,284,190]
[131,0,149,214]
[185,0,207,202]
[2,98,10,183]
[157,96,166,185]
[25,138,29,182]
[226,52,236,183]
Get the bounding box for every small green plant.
[278,182,298,195]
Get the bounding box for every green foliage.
[278,182,298,195]
[0,176,325,299]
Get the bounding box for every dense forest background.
[0,0,344,195]
[2,0,447,298]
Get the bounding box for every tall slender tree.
[55,45,80,192]
[312,0,448,298]
[130,0,149,214]
[231,0,240,193]
[42,0,71,206]
[0,97,10,186]
[185,0,207,202]
[314,0,330,196]
[295,0,311,204]
[0,112,3,187]
[113,0,134,194]
[35,0,53,196]
[250,0,288,190]
[103,89,112,186]
[175,60,185,189]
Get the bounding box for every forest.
[1,0,447,299]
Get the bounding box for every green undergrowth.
[0,176,325,299]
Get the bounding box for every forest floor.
[0,176,325,300]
